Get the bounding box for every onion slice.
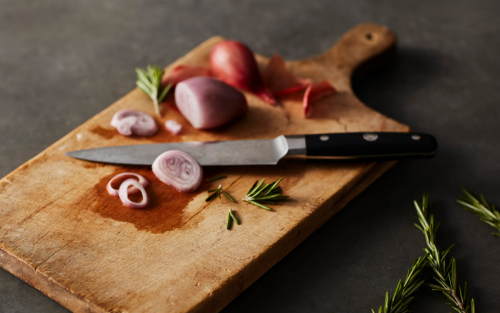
[303,80,336,117]
[152,150,203,192]
[165,120,182,135]
[161,65,212,87]
[263,53,310,97]
[107,172,150,197]
[119,178,149,209]
[110,109,158,137]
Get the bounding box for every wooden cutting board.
[0,23,407,313]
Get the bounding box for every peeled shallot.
[210,40,276,104]
[175,77,247,129]
[152,150,203,192]
[165,120,182,135]
[119,178,149,209]
[110,109,158,137]
[107,172,150,197]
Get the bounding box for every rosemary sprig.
[457,188,500,237]
[226,209,239,230]
[135,65,172,117]
[414,194,475,313]
[206,184,236,203]
[208,175,226,182]
[372,254,428,313]
[243,178,288,211]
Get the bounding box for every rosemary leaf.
[229,209,239,225]
[208,175,226,182]
[135,65,170,117]
[243,178,287,211]
[222,190,236,203]
[205,191,218,202]
[457,188,500,236]
[246,181,257,196]
[207,189,219,193]
[372,254,427,313]
[226,210,232,230]
[414,193,475,313]
[244,199,272,211]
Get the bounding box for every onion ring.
[110,109,158,136]
[118,178,149,209]
[152,150,203,192]
[107,172,149,197]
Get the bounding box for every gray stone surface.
[0,0,499,312]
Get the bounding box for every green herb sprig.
[227,209,239,230]
[135,65,172,117]
[457,188,500,237]
[372,254,428,313]
[208,175,226,182]
[414,194,475,313]
[206,184,236,203]
[243,178,288,211]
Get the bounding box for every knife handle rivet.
[320,135,329,141]
[363,133,378,141]
[411,135,421,141]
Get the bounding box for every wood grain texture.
[0,23,408,313]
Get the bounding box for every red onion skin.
[175,77,247,129]
[107,173,150,197]
[161,65,212,87]
[118,179,149,209]
[303,80,336,117]
[110,109,158,137]
[210,40,276,104]
[152,150,203,192]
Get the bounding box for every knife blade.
[65,132,438,166]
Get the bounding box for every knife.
[65,132,437,166]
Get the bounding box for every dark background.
[1,0,499,312]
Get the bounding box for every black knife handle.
[305,132,438,160]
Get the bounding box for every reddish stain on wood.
[89,125,116,139]
[87,167,208,234]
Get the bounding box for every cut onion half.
[152,150,203,192]
[107,172,150,197]
[119,178,149,209]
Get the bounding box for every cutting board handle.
[321,23,397,78]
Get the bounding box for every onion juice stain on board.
[89,167,213,234]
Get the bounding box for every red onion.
[210,40,276,104]
[152,150,203,192]
[119,178,149,209]
[161,65,211,87]
[107,172,150,197]
[303,80,336,117]
[175,77,247,129]
[110,109,158,137]
[165,120,182,135]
